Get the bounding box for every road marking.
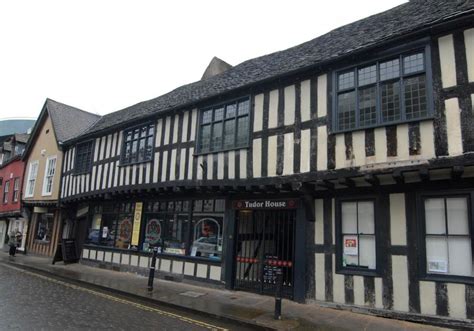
[1,263,228,331]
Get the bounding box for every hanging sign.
[131,202,143,246]
[343,235,358,256]
[232,199,297,210]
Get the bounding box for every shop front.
[0,219,8,250]
[25,206,62,256]
[6,217,28,252]
[80,197,226,284]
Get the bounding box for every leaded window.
[198,98,250,153]
[121,124,155,165]
[74,141,93,174]
[334,48,430,132]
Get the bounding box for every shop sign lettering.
[233,199,297,210]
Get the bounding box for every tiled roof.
[83,0,474,136]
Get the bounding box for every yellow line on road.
[2,263,228,331]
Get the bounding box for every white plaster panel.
[300,129,311,173]
[283,133,294,175]
[438,34,457,88]
[145,163,151,184]
[121,254,130,265]
[335,133,345,169]
[160,259,171,272]
[217,152,224,180]
[207,153,213,180]
[139,256,149,268]
[116,131,123,156]
[153,152,160,183]
[315,254,325,301]
[465,29,474,82]
[268,89,279,129]
[197,155,204,180]
[164,116,171,145]
[317,125,328,170]
[112,252,121,264]
[169,149,177,181]
[196,264,207,278]
[102,164,109,189]
[375,278,383,309]
[252,139,262,178]
[447,283,466,319]
[228,150,235,179]
[125,165,130,186]
[96,165,102,190]
[284,85,295,126]
[392,255,409,312]
[300,80,311,122]
[97,250,104,261]
[181,111,189,142]
[161,151,168,182]
[315,199,324,244]
[353,276,365,306]
[267,135,277,177]
[105,134,112,159]
[155,119,163,147]
[110,132,117,158]
[179,148,187,180]
[172,261,184,274]
[317,74,327,118]
[131,164,137,185]
[210,266,221,281]
[390,193,407,246]
[188,148,194,180]
[82,249,89,259]
[93,138,100,162]
[420,121,436,159]
[332,255,345,304]
[352,130,365,166]
[99,136,106,160]
[240,150,247,179]
[419,281,436,315]
[253,93,264,132]
[184,262,195,276]
[397,124,409,160]
[190,109,198,141]
[172,114,179,144]
[445,98,463,156]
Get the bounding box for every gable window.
[422,194,473,278]
[198,98,250,153]
[333,47,431,132]
[13,178,19,202]
[336,199,378,274]
[121,124,155,165]
[42,156,57,196]
[25,161,39,198]
[74,141,94,174]
[3,180,9,204]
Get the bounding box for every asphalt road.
[0,263,255,331]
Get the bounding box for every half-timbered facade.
[60,1,474,327]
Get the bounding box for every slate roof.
[83,0,474,137]
[14,133,29,144]
[46,99,101,143]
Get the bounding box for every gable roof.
[82,0,474,137]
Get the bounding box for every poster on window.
[428,260,448,273]
[343,235,358,256]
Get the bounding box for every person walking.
[8,231,18,260]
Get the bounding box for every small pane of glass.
[403,53,424,75]
[381,81,401,122]
[448,237,472,276]
[405,75,427,120]
[358,65,376,86]
[212,122,223,150]
[238,100,250,115]
[226,104,236,118]
[358,201,374,234]
[447,197,470,235]
[200,124,211,152]
[359,235,376,269]
[236,116,249,147]
[214,107,224,121]
[202,110,212,124]
[223,119,235,149]
[380,59,400,81]
[342,202,357,233]
[337,91,356,131]
[148,125,155,136]
[425,198,446,234]
[338,71,355,90]
[358,86,377,127]
[426,236,448,273]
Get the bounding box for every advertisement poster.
[131,202,143,246]
[343,235,358,256]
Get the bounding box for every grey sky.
[0,0,407,119]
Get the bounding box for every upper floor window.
[333,47,431,132]
[13,178,19,202]
[42,156,57,196]
[74,141,94,174]
[198,98,250,153]
[121,124,155,165]
[25,161,39,198]
[3,180,9,204]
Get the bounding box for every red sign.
[232,199,297,210]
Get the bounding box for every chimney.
[201,57,232,80]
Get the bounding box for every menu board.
[263,255,281,284]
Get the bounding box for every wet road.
[0,263,255,330]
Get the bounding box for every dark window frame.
[74,140,94,175]
[196,97,251,155]
[417,189,474,284]
[120,122,155,166]
[332,43,433,134]
[335,195,382,276]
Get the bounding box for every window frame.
[42,155,57,196]
[196,96,251,155]
[74,140,94,175]
[3,180,10,204]
[13,177,19,202]
[335,195,382,276]
[25,160,39,198]
[120,122,155,166]
[331,43,433,134]
[417,190,474,284]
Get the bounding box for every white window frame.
[25,160,39,198]
[3,180,10,204]
[13,177,20,202]
[42,156,57,196]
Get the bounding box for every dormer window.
[333,46,432,132]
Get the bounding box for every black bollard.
[147,246,158,292]
[274,268,283,320]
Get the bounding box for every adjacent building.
[22,99,99,256]
[57,0,474,327]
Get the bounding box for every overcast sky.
[0,0,407,119]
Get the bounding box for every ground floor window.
[422,194,473,277]
[337,199,377,273]
[35,213,54,243]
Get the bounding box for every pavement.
[0,252,449,331]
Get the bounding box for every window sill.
[194,145,249,157]
[336,267,381,277]
[73,171,91,176]
[420,274,474,285]
[118,160,153,167]
[330,116,434,135]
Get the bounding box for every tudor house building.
[59,0,474,327]
[22,99,100,256]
